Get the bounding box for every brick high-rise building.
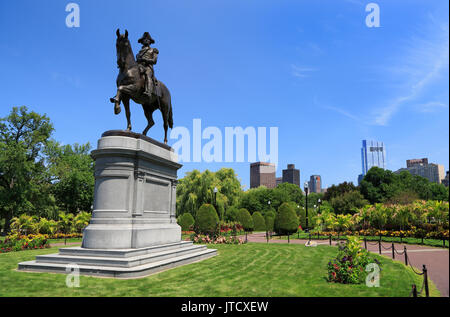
[250,162,276,189]
[282,164,300,187]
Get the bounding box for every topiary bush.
[225,206,239,222]
[237,208,254,232]
[275,203,299,239]
[178,213,195,231]
[195,204,219,236]
[264,211,275,234]
[252,212,266,231]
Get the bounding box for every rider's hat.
[138,32,155,45]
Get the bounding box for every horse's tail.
[168,100,173,129]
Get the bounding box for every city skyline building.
[361,140,386,176]
[395,161,445,184]
[309,175,322,193]
[250,162,276,189]
[282,164,300,187]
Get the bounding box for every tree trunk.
[3,210,13,235]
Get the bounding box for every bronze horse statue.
[110,29,173,144]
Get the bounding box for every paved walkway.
[246,232,449,297]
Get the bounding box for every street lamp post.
[213,187,218,218]
[304,182,309,232]
[267,200,271,238]
[318,198,322,214]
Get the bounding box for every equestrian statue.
[110,29,173,144]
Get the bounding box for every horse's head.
[115,29,133,69]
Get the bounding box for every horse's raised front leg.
[110,88,122,115]
[123,98,132,131]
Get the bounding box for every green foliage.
[177,212,195,231]
[0,106,54,232]
[324,182,357,201]
[10,214,38,235]
[58,212,75,235]
[224,205,239,222]
[176,168,242,219]
[45,142,94,214]
[73,211,92,233]
[360,167,448,204]
[237,208,254,232]
[37,217,58,235]
[195,204,219,236]
[274,202,299,235]
[330,190,368,215]
[252,212,266,231]
[327,236,373,284]
[264,210,275,232]
[239,183,304,214]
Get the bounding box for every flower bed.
[317,228,449,239]
[327,236,380,284]
[0,234,50,253]
[190,233,245,245]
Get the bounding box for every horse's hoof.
[110,97,117,103]
[114,106,121,115]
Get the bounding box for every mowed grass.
[0,243,439,297]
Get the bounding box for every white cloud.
[291,64,317,78]
[372,15,449,125]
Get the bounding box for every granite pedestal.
[18,131,216,278]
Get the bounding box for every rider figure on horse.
[136,32,160,99]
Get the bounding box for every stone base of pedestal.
[18,241,217,279]
[17,131,217,278]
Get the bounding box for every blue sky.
[1,0,448,189]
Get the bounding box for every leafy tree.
[323,182,357,201]
[176,168,242,218]
[195,204,219,236]
[330,190,368,214]
[252,212,266,231]
[274,202,299,241]
[177,212,195,231]
[45,142,94,214]
[0,106,54,232]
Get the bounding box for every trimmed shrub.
[225,206,239,222]
[237,208,254,232]
[265,211,275,233]
[252,212,266,231]
[196,204,219,236]
[178,213,195,231]
[275,203,299,236]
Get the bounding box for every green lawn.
[0,242,439,297]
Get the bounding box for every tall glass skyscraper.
[361,140,386,176]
